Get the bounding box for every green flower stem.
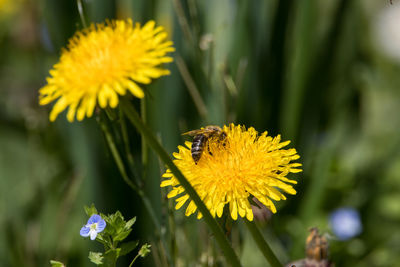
[141,98,148,166]
[98,113,161,233]
[244,220,283,267]
[167,193,177,266]
[128,254,140,267]
[118,108,136,178]
[121,98,242,267]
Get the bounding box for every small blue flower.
[80,214,106,240]
[330,208,362,241]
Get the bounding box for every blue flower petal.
[96,218,106,233]
[330,207,362,241]
[80,226,90,237]
[89,229,98,240]
[87,214,101,224]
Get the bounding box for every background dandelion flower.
[39,19,174,122]
[0,0,17,17]
[161,124,302,221]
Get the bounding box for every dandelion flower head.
[0,0,20,17]
[161,124,302,221]
[39,19,174,122]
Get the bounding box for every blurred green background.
[1,0,400,266]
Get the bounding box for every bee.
[182,125,227,164]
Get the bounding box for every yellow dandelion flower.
[39,19,175,122]
[0,0,21,17]
[161,124,302,221]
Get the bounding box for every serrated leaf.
[103,211,125,236]
[125,217,136,230]
[84,204,98,217]
[88,252,103,265]
[114,229,132,242]
[50,260,65,267]
[107,211,124,223]
[119,240,139,256]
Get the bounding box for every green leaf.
[119,240,139,256]
[102,248,121,267]
[84,204,98,217]
[124,217,136,230]
[103,211,125,237]
[101,211,135,243]
[114,229,132,242]
[50,260,65,267]
[88,252,103,265]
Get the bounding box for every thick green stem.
[244,220,283,267]
[121,98,242,267]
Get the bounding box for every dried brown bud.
[306,228,329,261]
[287,228,334,267]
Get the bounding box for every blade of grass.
[280,0,316,141]
[172,0,194,45]
[176,56,208,119]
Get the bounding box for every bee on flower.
[182,125,227,164]
[161,124,302,221]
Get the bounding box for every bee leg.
[221,132,227,147]
[207,142,213,156]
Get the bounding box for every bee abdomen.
[191,135,207,164]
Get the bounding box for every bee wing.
[182,129,204,136]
